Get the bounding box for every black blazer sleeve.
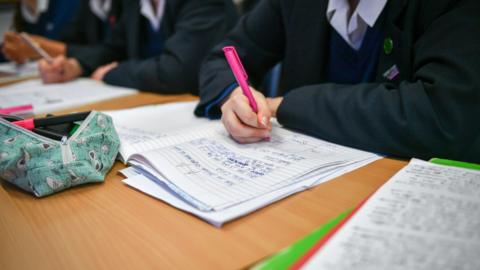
[103,0,236,95]
[71,4,130,76]
[276,1,480,162]
[58,1,91,44]
[60,1,102,59]
[196,0,480,163]
[195,0,285,116]
[61,0,123,58]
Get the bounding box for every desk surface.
[0,92,408,270]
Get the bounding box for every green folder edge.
[251,209,352,270]
[429,158,480,171]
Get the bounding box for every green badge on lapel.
[384,38,393,55]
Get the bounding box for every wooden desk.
[0,92,408,270]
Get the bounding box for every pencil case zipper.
[60,111,96,164]
[60,136,74,164]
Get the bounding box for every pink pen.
[223,46,258,113]
[0,104,33,115]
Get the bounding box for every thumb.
[108,61,118,68]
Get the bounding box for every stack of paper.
[106,102,381,227]
[0,78,138,114]
[295,159,480,269]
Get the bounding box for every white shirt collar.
[140,0,166,31]
[356,0,388,27]
[21,0,49,24]
[90,0,112,21]
[326,0,387,50]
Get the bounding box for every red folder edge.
[290,194,373,270]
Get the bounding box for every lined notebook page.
[129,127,373,211]
[115,123,221,160]
[301,159,480,270]
[105,102,215,160]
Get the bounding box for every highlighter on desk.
[0,104,33,115]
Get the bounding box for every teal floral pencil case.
[0,111,120,197]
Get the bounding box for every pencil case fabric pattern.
[0,111,120,197]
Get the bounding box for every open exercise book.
[294,159,480,270]
[105,102,381,227]
[0,78,138,114]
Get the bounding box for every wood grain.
[0,89,408,270]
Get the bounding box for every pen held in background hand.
[19,32,53,63]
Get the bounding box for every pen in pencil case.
[0,114,23,121]
[12,111,90,130]
[1,114,64,140]
[43,114,75,136]
[32,128,65,140]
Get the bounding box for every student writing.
[2,0,82,63]
[194,0,480,163]
[37,0,238,95]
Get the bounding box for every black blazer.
[195,0,480,163]
[61,0,123,55]
[72,0,238,94]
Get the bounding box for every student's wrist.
[267,97,283,117]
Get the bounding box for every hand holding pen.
[2,32,38,64]
[13,32,80,83]
[16,32,77,83]
[38,55,83,84]
[221,46,272,144]
[19,32,54,63]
